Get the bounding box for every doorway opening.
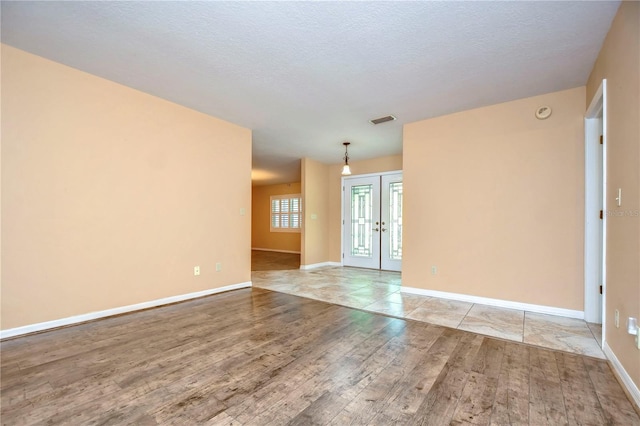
[342,171,403,272]
[584,79,607,343]
[251,182,302,271]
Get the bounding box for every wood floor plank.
[555,351,608,425]
[1,373,124,424]
[583,357,640,425]
[289,391,350,426]
[282,319,428,423]
[470,337,506,377]
[1,288,638,425]
[368,326,462,423]
[529,347,568,425]
[410,331,485,425]
[228,313,394,423]
[245,319,408,425]
[489,343,530,425]
[450,374,499,425]
[450,338,505,425]
[204,411,244,426]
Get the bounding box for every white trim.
[601,79,608,345]
[300,261,342,270]
[586,79,605,117]
[603,342,640,410]
[401,286,584,319]
[252,248,301,254]
[0,281,252,340]
[342,169,403,180]
[584,79,607,332]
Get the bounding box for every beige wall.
[251,182,301,252]
[328,155,403,262]
[587,1,640,391]
[403,87,585,310]
[1,45,252,330]
[301,158,330,266]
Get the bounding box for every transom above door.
[342,172,403,272]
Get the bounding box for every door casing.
[584,79,607,341]
[341,170,403,271]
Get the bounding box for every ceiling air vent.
[369,115,396,125]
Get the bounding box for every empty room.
[1,1,639,425]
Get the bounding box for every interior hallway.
[252,253,604,359]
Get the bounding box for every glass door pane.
[388,182,403,260]
[343,176,381,269]
[351,184,373,257]
[381,173,403,271]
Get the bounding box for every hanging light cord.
[343,142,350,165]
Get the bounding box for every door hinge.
[600,210,603,219]
[342,253,344,258]
[599,285,603,295]
[599,135,603,145]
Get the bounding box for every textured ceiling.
[1,1,620,185]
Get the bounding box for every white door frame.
[341,170,402,269]
[584,80,607,342]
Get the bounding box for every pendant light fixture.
[341,142,352,176]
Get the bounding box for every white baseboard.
[0,281,252,340]
[401,286,584,319]
[252,248,301,254]
[300,262,342,270]
[603,342,640,410]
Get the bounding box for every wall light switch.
[311,213,318,220]
[628,317,638,335]
[194,266,200,276]
[240,208,246,216]
[616,188,622,206]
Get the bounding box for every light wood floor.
[1,288,638,425]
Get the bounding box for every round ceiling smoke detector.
[535,106,552,120]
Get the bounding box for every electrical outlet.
[614,309,619,328]
[216,262,222,272]
[194,266,200,276]
[636,326,640,350]
[431,266,437,275]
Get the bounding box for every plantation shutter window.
[270,194,302,232]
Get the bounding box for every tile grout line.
[455,303,475,329]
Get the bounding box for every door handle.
[373,228,379,232]
[381,228,387,232]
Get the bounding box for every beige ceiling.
[1,1,620,185]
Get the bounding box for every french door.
[342,172,403,271]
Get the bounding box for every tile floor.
[252,266,605,359]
